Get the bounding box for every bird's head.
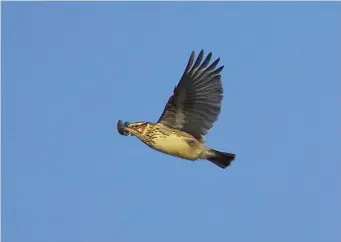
[123,121,150,137]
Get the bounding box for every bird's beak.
[124,124,138,133]
[124,126,134,132]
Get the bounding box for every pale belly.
[147,134,203,160]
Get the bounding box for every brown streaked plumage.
[117,50,236,169]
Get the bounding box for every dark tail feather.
[207,149,236,169]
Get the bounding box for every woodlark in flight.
[117,50,236,169]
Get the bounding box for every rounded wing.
[158,50,224,141]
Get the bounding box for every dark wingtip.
[208,57,220,70]
[184,51,196,74]
[217,65,224,72]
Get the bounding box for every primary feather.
[158,50,224,142]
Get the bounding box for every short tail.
[207,149,236,169]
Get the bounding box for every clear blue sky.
[2,2,341,242]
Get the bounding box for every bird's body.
[118,50,236,169]
[131,122,207,160]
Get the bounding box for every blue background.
[2,2,341,242]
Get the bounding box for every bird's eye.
[134,125,139,128]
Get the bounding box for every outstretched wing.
[158,50,224,141]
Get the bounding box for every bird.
[117,50,236,169]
